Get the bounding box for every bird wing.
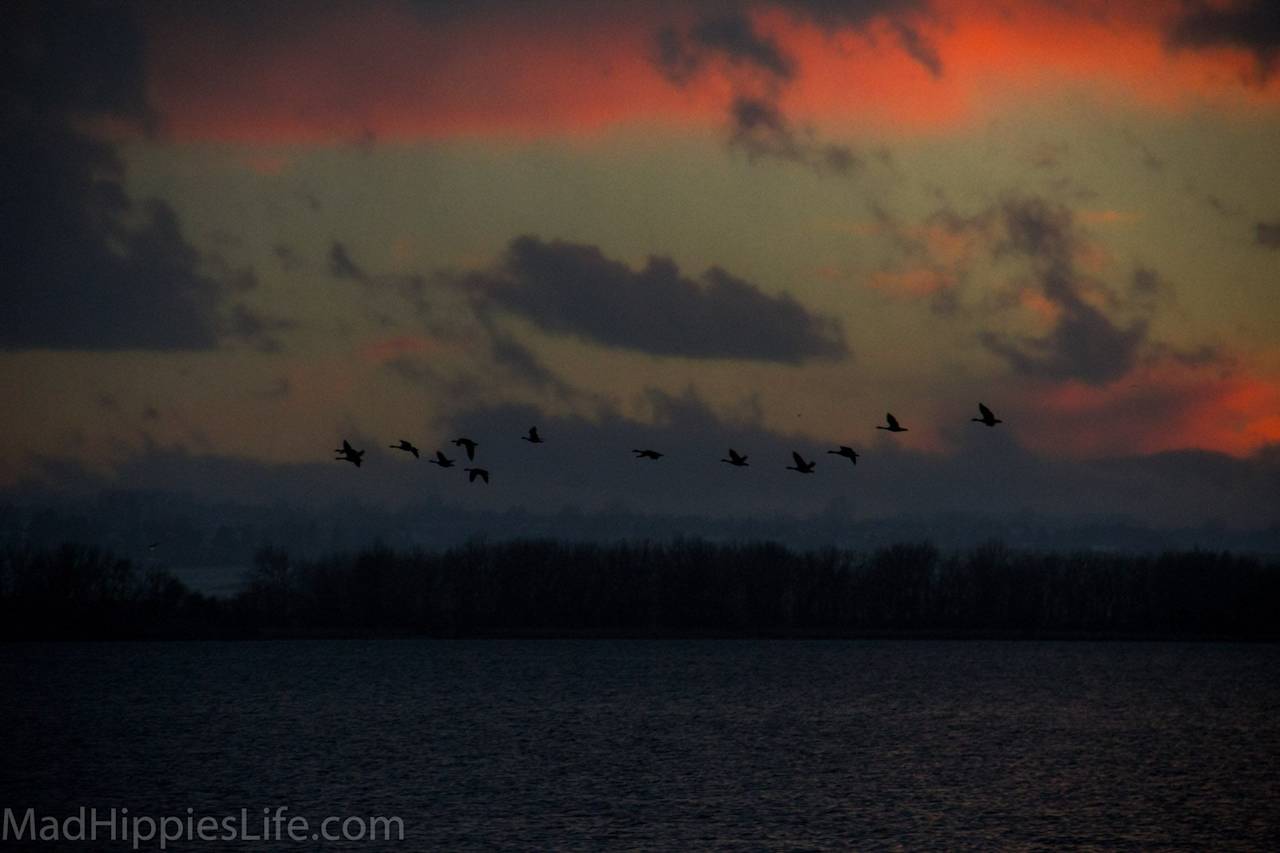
[886,413,900,429]
[342,440,355,452]
[978,403,993,420]
[792,451,805,466]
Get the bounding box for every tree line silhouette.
[2,540,1276,639]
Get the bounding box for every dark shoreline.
[3,539,1278,641]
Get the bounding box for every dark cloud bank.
[2,1,271,350]
[12,388,1280,562]
[465,236,847,362]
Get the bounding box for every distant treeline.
[2,540,1278,640]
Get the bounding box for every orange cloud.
[868,267,954,297]
[1019,360,1280,458]
[141,1,1280,144]
[1080,210,1142,225]
[1018,290,1061,324]
[357,335,438,365]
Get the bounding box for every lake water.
[1,640,1277,850]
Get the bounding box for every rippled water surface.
[2,640,1278,850]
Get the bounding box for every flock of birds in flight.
[332,404,1005,484]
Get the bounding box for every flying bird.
[452,437,478,460]
[632,449,663,460]
[522,426,543,444]
[721,448,749,467]
[876,413,908,433]
[334,440,365,467]
[786,451,815,474]
[464,467,489,484]
[428,451,455,468]
[390,439,420,458]
[972,403,1003,427]
[828,446,860,464]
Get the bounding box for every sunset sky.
[5,0,1280,526]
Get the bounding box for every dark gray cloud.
[691,12,795,80]
[890,20,942,78]
[324,241,433,323]
[652,5,898,174]
[1129,266,1174,307]
[729,96,861,174]
[653,25,703,86]
[328,241,368,280]
[1168,0,1280,83]
[466,236,847,362]
[980,197,1151,385]
[655,11,794,86]
[1256,221,1280,248]
[771,0,940,76]
[1,1,263,351]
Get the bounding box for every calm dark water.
[1,640,1277,851]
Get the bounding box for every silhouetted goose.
[452,437,478,460]
[390,439,420,458]
[522,426,543,444]
[876,412,908,432]
[786,451,815,474]
[428,451,455,468]
[721,448,749,467]
[632,449,663,460]
[334,440,365,467]
[972,403,1003,427]
[828,446,860,464]
[464,467,489,484]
